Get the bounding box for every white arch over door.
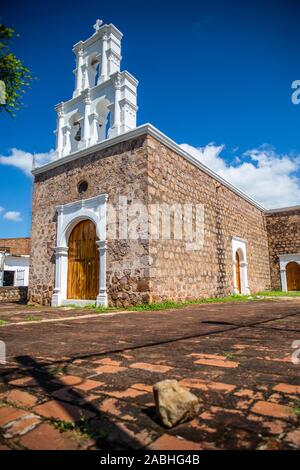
[232,237,250,295]
[51,193,108,307]
[279,253,300,292]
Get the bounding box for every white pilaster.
[73,47,84,97]
[62,125,71,157]
[240,261,250,294]
[82,64,88,90]
[280,268,288,292]
[109,75,121,137]
[82,89,91,147]
[232,259,239,294]
[96,240,108,307]
[55,103,65,158]
[100,33,108,83]
[51,246,68,307]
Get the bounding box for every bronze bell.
[74,121,81,141]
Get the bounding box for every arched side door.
[286,262,300,291]
[235,251,241,294]
[67,220,99,300]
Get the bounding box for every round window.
[78,180,88,194]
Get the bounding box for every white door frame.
[51,193,108,307]
[232,237,250,295]
[279,253,300,292]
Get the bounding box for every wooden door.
[235,251,241,294]
[67,220,99,300]
[286,262,300,291]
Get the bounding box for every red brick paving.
[250,401,296,420]
[19,423,82,450]
[2,414,40,439]
[130,362,173,373]
[1,389,38,408]
[0,299,300,450]
[0,407,29,427]
[148,434,204,450]
[32,400,95,423]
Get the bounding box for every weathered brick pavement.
[0,299,300,450]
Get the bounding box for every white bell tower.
[54,20,138,159]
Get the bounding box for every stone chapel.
[29,20,300,307]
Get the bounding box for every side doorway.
[286,262,300,291]
[67,220,99,300]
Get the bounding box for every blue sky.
[1,0,300,237]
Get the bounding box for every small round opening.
[78,180,88,194]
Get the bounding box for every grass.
[53,416,108,442]
[128,295,252,312]
[53,290,300,314]
[48,365,68,376]
[84,305,123,313]
[80,294,258,314]
[0,320,7,327]
[290,400,300,416]
[53,419,76,433]
[223,351,236,360]
[24,315,42,322]
[256,290,300,297]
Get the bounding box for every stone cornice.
[265,205,300,215]
[59,69,138,110]
[32,123,287,213]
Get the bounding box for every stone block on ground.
[153,379,200,428]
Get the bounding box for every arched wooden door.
[67,220,99,300]
[286,262,300,291]
[235,251,241,294]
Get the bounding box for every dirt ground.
[0,299,299,450]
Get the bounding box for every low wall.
[0,286,28,303]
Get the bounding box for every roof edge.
[31,123,299,214]
[266,205,300,214]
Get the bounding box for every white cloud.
[0,206,4,214]
[3,211,23,222]
[180,143,300,209]
[0,148,55,177]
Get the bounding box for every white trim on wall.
[279,253,300,292]
[51,193,108,307]
[232,237,250,295]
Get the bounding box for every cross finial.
[93,19,103,33]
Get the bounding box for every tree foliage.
[0,24,33,117]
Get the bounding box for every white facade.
[232,237,250,295]
[51,194,108,307]
[279,253,300,292]
[54,20,138,159]
[0,253,30,287]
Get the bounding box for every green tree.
[0,24,33,117]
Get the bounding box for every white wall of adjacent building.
[0,254,30,287]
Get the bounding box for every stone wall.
[0,286,28,303]
[146,136,271,301]
[0,238,31,256]
[29,137,150,306]
[266,208,300,290]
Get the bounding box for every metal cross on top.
[93,19,103,32]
